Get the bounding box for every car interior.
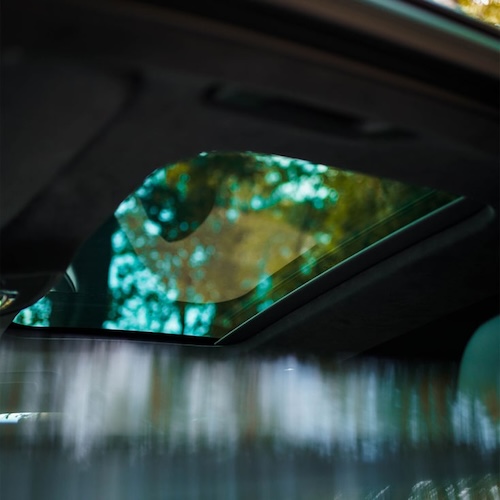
[1,0,498,498]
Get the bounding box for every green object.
[458,315,500,413]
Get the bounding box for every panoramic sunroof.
[14,152,456,339]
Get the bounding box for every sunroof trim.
[216,196,481,346]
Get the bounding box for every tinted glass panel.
[14,152,456,338]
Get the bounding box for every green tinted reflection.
[14,152,456,337]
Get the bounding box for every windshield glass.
[14,152,456,338]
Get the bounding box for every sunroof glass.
[14,152,456,338]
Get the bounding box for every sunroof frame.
[12,151,460,339]
[7,196,486,350]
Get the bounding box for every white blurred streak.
[452,393,499,452]
[0,342,498,461]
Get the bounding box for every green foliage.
[108,152,453,336]
[15,152,455,337]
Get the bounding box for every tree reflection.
[14,152,455,336]
[106,152,452,336]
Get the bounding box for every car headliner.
[1,0,498,356]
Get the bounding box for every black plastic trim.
[206,85,413,140]
[4,325,217,346]
[216,197,489,346]
[133,0,499,108]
